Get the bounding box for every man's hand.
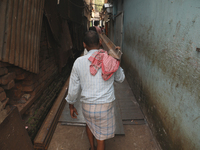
[69,104,78,119]
[115,46,121,50]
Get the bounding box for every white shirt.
[65,49,125,104]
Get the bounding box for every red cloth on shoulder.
[88,49,120,81]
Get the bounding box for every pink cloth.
[88,49,120,81]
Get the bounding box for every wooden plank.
[34,80,68,148]
[19,70,57,115]
[44,100,66,149]
[9,0,19,64]
[3,0,14,62]
[100,34,122,60]
[34,77,70,149]
[15,0,23,66]
[19,0,28,68]
[0,0,8,60]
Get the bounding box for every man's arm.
[65,61,80,118]
[114,67,125,83]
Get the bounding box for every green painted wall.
[114,0,200,149]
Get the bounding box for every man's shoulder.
[77,55,89,61]
[74,55,89,66]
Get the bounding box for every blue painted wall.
[113,0,200,149]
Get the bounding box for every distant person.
[94,21,102,34]
[101,25,105,33]
[66,31,125,150]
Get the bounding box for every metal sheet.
[0,0,45,74]
[59,100,125,135]
[114,100,125,135]
[114,79,144,121]
[122,120,146,125]
[44,1,73,70]
[59,100,86,125]
[59,85,125,135]
[59,79,144,133]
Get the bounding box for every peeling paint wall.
[115,0,200,149]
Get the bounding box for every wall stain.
[122,20,200,149]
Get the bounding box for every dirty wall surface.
[120,0,200,149]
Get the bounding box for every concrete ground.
[48,123,161,150]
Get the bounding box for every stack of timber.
[22,60,73,141]
[34,78,69,150]
[99,33,122,60]
[24,73,65,140]
[0,62,16,112]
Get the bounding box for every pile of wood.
[0,62,16,111]
[34,78,69,150]
[0,101,7,124]
[23,70,68,140]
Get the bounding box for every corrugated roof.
[0,0,45,74]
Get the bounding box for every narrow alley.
[47,80,160,150]
[0,0,200,150]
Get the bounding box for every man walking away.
[94,21,102,34]
[65,31,125,150]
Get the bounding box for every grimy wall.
[119,0,200,149]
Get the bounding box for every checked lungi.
[82,102,115,140]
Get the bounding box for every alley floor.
[47,79,161,150]
[48,123,161,150]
